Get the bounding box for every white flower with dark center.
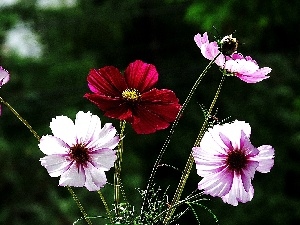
[193,120,274,206]
[39,111,119,191]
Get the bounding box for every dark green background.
[0,0,299,224]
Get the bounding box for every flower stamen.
[226,149,247,172]
[122,88,140,101]
[70,143,90,167]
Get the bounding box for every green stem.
[98,190,113,224]
[0,96,92,225]
[68,186,93,225]
[0,96,40,140]
[141,54,220,220]
[114,120,126,220]
[163,74,226,224]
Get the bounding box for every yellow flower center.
[122,88,140,101]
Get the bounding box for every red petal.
[130,89,181,134]
[131,106,170,134]
[140,89,181,122]
[87,66,127,96]
[84,93,132,120]
[124,60,158,92]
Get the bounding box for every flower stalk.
[68,186,93,225]
[114,120,126,219]
[0,97,94,225]
[98,190,113,224]
[141,53,220,221]
[163,74,226,224]
[0,96,40,140]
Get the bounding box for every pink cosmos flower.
[192,120,274,206]
[39,111,119,191]
[0,66,10,115]
[84,60,181,134]
[0,66,10,87]
[194,32,272,83]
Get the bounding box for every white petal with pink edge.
[38,135,69,155]
[40,155,70,177]
[50,115,76,146]
[59,163,85,187]
[254,145,275,173]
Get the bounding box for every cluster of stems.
[1,53,225,225]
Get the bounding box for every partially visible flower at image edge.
[193,120,275,206]
[0,66,10,115]
[39,111,119,191]
[84,60,181,134]
[194,32,272,83]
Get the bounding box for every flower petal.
[0,67,10,87]
[124,60,158,92]
[38,135,69,155]
[198,167,233,197]
[74,111,102,144]
[89,123,119,149]
[194,32,209,48]
[125,88,181,134]
[140,89,181,121]
[130,107,170,134]
[59,163,86,187]
[87,67,127,96]
[193,146,227,176]
[219,121,251,150]
[84,162,107,191]
[254,145,275,173]
[241,161,259,191]
[194,33,223,61]
[84,93,132,120]
[236,67,271,83]
[90,148,116,171]
[40,155,70,177]
[221,172,254,206]
[50,115,76,147]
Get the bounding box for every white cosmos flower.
[39,111,119,191]
[193,120,274,206]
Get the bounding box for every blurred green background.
[0,0,299,224]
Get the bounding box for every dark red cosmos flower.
[84,60,181,134]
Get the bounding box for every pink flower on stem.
[193,120,274,206]
[194,32,272,83]
[0,66,10,115]
[39,111,119,191]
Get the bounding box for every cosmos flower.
[39,111,119,191]
[84,60,181,134]
[0,67,10,115]
[192,120,274,206]
[194,32,272,83]
[0,67,10,87]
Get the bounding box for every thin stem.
[163,74,226,224]
[0,96,91,225]
[98,190,113,224]
[141,54,220,220]
[114,120,126,220]
[0,96,40,140]
[68,186,93,225]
